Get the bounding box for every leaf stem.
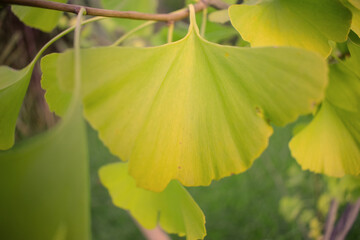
[110,20,156,47]
[167,21,174,43]
[2,0,212,22]
[31,16,106,65]
[200,7,207,37]
[74,7,86,97]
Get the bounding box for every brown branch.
[330,198,360,240]
[324,199,339,240]
[0,0,214,22]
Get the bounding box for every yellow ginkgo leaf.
[42,5,327,191]
[229,0,352,57]
[99,162,206,240]
[290,40,360,177]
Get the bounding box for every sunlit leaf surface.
[11,0,67,32]
[290,41,360,177]
[229,0,352,57]
[42,5,327,191]
[99,162,206,240]
[0,65,33,150]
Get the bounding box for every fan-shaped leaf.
[99,162,206,240]
[289,41,360,177]
[0,65,33,150]
[42,5,327,191]
[229,0,352,57]
[11,0,67,32]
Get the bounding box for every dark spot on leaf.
[178,166,182,169]
[311,101,317,108]
[255,106,261,113]
[255,106,264,118]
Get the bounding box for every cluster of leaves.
[0,0,360,239]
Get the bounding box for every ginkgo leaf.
[11,0,67,32]
[42,5,327,192]
[0,57,89,239]
[99,162,206,240]
[0,104,90,240]
[0,65,33,150]
[229,0,352,57]
[41,53,72,117]
[289,40,360,177]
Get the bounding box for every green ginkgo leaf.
[0,104,90,240]
[42,5,327,192]
[41,53,72,117]
[229,0,352,57]
[11,0,67,32]
[289,41,360,177]
[99,162,206,240]
[0,65,33,150]
[0,57,89,239]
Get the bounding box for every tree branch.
[0,0,214,22]
[324,199,339,240]
[330,198,360,240]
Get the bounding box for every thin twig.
[200,7,207,37]
[1,0,210,22]
[110,21,156,47]
[167,21,174,43]
[324,199,339,240]
[330,198,360,240]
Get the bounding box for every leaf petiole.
[110,20,156,47]
[200,7,207,37]
[31,16,106,66]
[167,21,174,43]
